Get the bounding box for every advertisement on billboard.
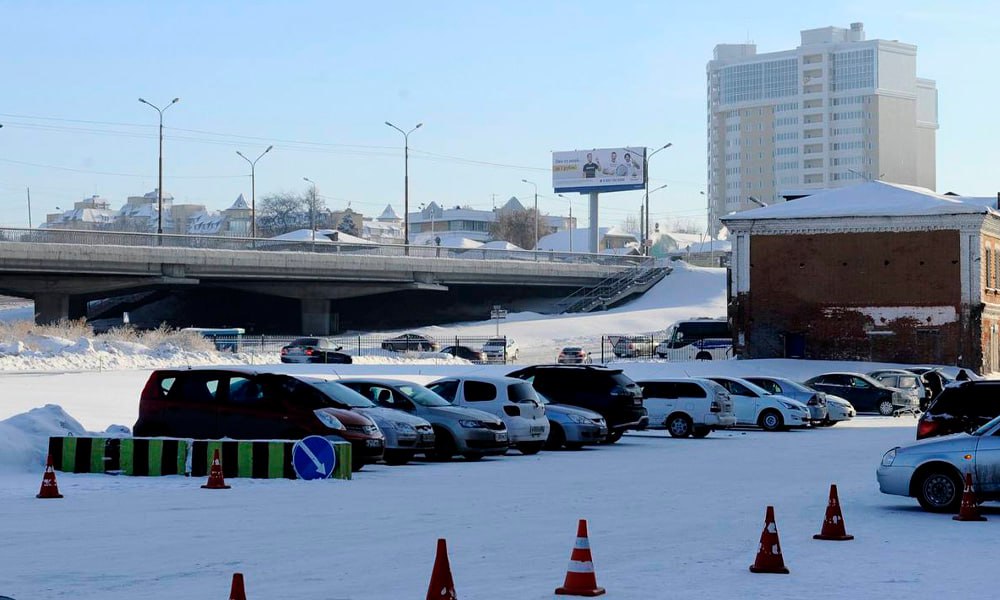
[552,147,647,193]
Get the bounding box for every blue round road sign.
[292,436,337,480]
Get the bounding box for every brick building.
[721,181,1000,373]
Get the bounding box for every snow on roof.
[537,227,609,252]
[377,204,400,221]
[269,229,371,244]
[412,233,483,248]
[721,181,992,222]
[228,194,249,210]
[479,240,523,250]
[680,239,732,254]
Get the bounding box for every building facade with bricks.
[721,182,1000,374]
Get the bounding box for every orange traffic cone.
[555,519,606,597]
[201,449,231,490]
[953,472,987,522]
[813,484,854,540]
[425,538,457,600]
[749,506,789,574]
[37,453,63,499]
[229,572,247,600]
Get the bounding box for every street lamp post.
[558,193,573,253]
[138,97,180,236]
[521,179,538,250]
[643,142,672,256]
[385,121,422,250]
[303,177,318,244]
[236,145,273,240]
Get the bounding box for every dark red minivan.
[134,367,384,470]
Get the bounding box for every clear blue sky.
[0,0,997,231]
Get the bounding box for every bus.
[654,318,732,361]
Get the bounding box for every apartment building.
[707,22,938,233]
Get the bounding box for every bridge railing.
[0,227,643,267]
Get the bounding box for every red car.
[134,367,384,470]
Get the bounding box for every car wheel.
[667,414,694,438]
[383,450,413,466]
[916,468,963,513]
[604,430,625,444]
[545,423,566,450]
[517,441,544,455]
[695,351,712,361]
[564,442,585,450]
[878,400,895,416]
[758,409,784,432]
[426,429,455,461]
[692,426,711,438]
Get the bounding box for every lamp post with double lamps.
[385,121,422,251]
[138,97,180,236]
[236,145,273,240]
[643,142,672,255]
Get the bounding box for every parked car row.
[281,334,519,364]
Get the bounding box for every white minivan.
[428,375,549,454]
[637,378,737,438]
[705,376,811,431]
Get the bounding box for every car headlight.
[392,422,416,434]
[313,409,345,431]
[778,401,799,411]
[568,414,592,424]
[458,419,485,429]
[881,448,898,467]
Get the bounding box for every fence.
[204,334,514,364]
[599,334,734,363]
[0,226,643,268]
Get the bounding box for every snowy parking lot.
[1,411,994,599]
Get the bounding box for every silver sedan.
[878,414,1000,512]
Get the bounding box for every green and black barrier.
[47,436,352,480]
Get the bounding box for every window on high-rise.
[830,49,875,91]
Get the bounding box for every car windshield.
[290,337,320,346]
[303,380,375,408]
[777,379,815,394]
[397,383,453,407]
[973,415,1000,436]
[484,340,505,347]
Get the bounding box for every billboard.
[552,147,647,194]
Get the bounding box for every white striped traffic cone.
[555,519,606,597]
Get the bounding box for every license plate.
[495,433,507,442]
[530,426,545,435]
[365,439,382,448]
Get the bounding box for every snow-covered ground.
[0,262,989,598]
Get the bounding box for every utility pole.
[643,143,673,255]
[522,179,538,249]
[26,186,32,229]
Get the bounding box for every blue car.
[537,392,608,449]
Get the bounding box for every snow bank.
[0,404,87,473]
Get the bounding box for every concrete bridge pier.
[34,293,87,325]
[301,298,332,335]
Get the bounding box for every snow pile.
[0,333,248,372]
[0,404,87,473]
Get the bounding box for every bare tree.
[622,213,641,235]
[258,192,304,236]
[490,208,549,249]
[303,186,326,231]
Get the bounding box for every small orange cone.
[201,449,231,490]
[555,519,606,597]
[425,538,457,600]
[37,453,63,499]
[953,472,987,522]
[813,484,854,541]
[229,572,247,600]
[749,506,789,574]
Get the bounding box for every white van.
[427,375,549,454]
[637,378,737,438]
[655,318,732,361]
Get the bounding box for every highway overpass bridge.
[0,228,638,333]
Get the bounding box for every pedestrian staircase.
[558,260,672,313]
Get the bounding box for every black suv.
[506,365,647,442]
[917,380,1000,439]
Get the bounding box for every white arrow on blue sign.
[292,435,337,480]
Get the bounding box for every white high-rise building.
[707,22,938,232]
